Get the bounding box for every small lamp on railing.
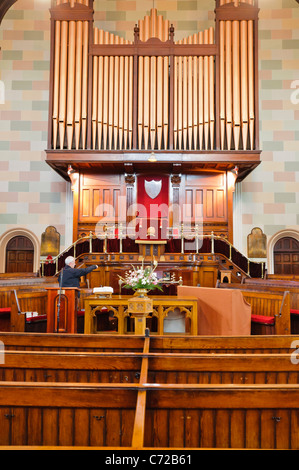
[148,152,157,163]
[195,224,199,253]
[89,231,93,253]
[181,223,184,254]
[119,223,123,254]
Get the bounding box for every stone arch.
[0,228,40,273]
[267,229,299,274]
[0,0,18,25]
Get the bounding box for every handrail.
[40,227,265,278]
[40,233,92,276]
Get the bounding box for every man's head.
[65,256,76,268]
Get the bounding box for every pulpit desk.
[84,295,198,335]
[135,239,167,259]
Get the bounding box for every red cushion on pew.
[78,310,84,316]
[0,308,11,314]
[251,314,275,325]
[291,309,299,315]
[26,314,47,323]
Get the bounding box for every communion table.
[84,294,197,335]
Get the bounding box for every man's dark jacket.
[58,265,97,288]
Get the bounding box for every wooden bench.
[0,287,48,332]
[1,381,299,449]
[9,290,48,333]
[241,279,299,327]
[1,349,299,385]
[0,350,143,384]
[216,282,291,335]
[217,281,299,333]
[0,332,145,352]
[1,364,299,448]
[259,274,299,282]
[242,290,290,335]
[1,333,299,449]
[0,287,94,333]
[1,331,299,353]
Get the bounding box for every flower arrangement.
[118,261,163,293]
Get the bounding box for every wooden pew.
[0,289,11,331]
[217,281,299,334]
[1,379,299,448]
[0,332,145,353]
[1,333,299,449]
[216,282,291,335]
[1,350,299,385]
[149,334,299,354]
[0,275,57,287]
[0,287,48,332]
[0,350,143,384]
[10,290,47,333]
[241,279,299,326]
[242,290,290,335]
[265,274,299,282]
[242,276,299,302]
[1,331,299,353]
[0,287,94,333]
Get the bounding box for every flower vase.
[133,288,149,298]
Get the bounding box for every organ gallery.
[45,0,261,245]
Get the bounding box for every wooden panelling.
[79,173,126,223]
[180,173,228,229]
[77,170,232,239]
[1,332,299,450]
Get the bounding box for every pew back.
[1,332,299,353]
[235,282,299,311]
[10,290,48,332]
[1,350,299,386]
[216,283,291,335]
[1,333,299,449]
[0,381,299,449]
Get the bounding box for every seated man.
[59,256,98,288]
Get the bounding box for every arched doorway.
[274,237,299,275]
[5,236,34,273]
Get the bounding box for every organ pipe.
[51,3,257,153]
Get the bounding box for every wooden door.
[5,236,34,273]
[274,237,299,275]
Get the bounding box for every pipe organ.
[219,0,256,151]
[52,0,90,151]
[48,0,259,152]
[46,0,261,243]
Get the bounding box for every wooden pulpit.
[135,240,167,260]
[45,287,79,333]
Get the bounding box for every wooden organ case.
[45,0,261,244]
